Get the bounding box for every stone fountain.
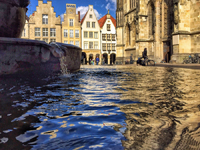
[0,0,82,76]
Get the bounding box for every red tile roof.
[81,11,88,24]
[98,14,116,28]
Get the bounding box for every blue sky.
[27,0,116,21]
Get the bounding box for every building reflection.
[112,67,200,149]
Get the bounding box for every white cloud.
[60,11,66,22]
[105,3,111,10]
[105,0,116,11]
[76,6,102,20]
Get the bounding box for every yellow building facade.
[22,0,61,43]
[61,4,81,47]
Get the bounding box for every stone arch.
[125,22,131,46]
[131,21,136,46]
[147,0,156,38]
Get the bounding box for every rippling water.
[1,65,200,150]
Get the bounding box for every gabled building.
[99,10,116,65]
[81,5,101,64]
[27,0,61,43]
[61,4,81,47]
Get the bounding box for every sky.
[27,0,116,21]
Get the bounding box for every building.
[99,10,117,65]
[23,0,61,43]
[116,0,200,64]
[61,4,81,47]
[21,20,29,39]
[81,5,101,65]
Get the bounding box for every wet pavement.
[0,65,200,150]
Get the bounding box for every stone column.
[155,1,162,62]
[108,54,110,65]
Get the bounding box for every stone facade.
[116,0,200,64]
[61,4,81,48]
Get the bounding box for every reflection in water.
[0,65,200,150]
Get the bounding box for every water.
[0,65,200,150]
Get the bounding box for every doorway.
[163,41,171,63]
[110,53,116,65]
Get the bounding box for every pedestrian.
[93,59,95,65]
[96,56,99,65]
[91,59,93,65]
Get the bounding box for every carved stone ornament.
[174,4,179,25]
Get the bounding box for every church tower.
[116,0,124,64]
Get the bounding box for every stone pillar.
[108,54,110,65]
[155,1,162,62]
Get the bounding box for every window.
[70,30,73,38]
[35,38,40,40]
[112,44,116,50]
[84,42,88,49]
[87,22,90,28]
[94,32,98,39]
[69,19,73,26]
[35,28,40,37]
[112,34,116,41]
[107,24,111,31]
[23,29,26,37]
[94,41,98,49]
[64,41,68,44]
[107,34,111,41]
[43,38,48,43]
[75,30,79,38]
[42,14,48,24]
[107,43,111,50]
[64,29,68,37]
[43,28,48,37]
[75,41,79,47]
[50,28,56,37]
[90,15,92,18]
[50,39,56,42]
[89,32,93,38]
[102,34,106,41]
[89,42,93,49]
[92,22,95,28]
[130,0,135,9]
[84,31,88,38]
[102,43,106,51]
[70,41,74,45]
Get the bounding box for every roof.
[81,11,88,24]
[98,14,116,28]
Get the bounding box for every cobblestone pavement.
[155,63,200,70]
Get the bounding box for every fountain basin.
[0,37,82,76]
[0,1,28,38]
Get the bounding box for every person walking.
[96,56,99,65]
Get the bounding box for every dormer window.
[90,15,92,18]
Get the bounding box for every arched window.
[148,2,155,37]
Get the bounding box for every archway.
[95,54,100,65]
[89,54,93,65]
[102,53,108,65]
[110,53,116,65]
[81,52,87,65]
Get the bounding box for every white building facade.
[81,5,101,64]
[99,10,116,65]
